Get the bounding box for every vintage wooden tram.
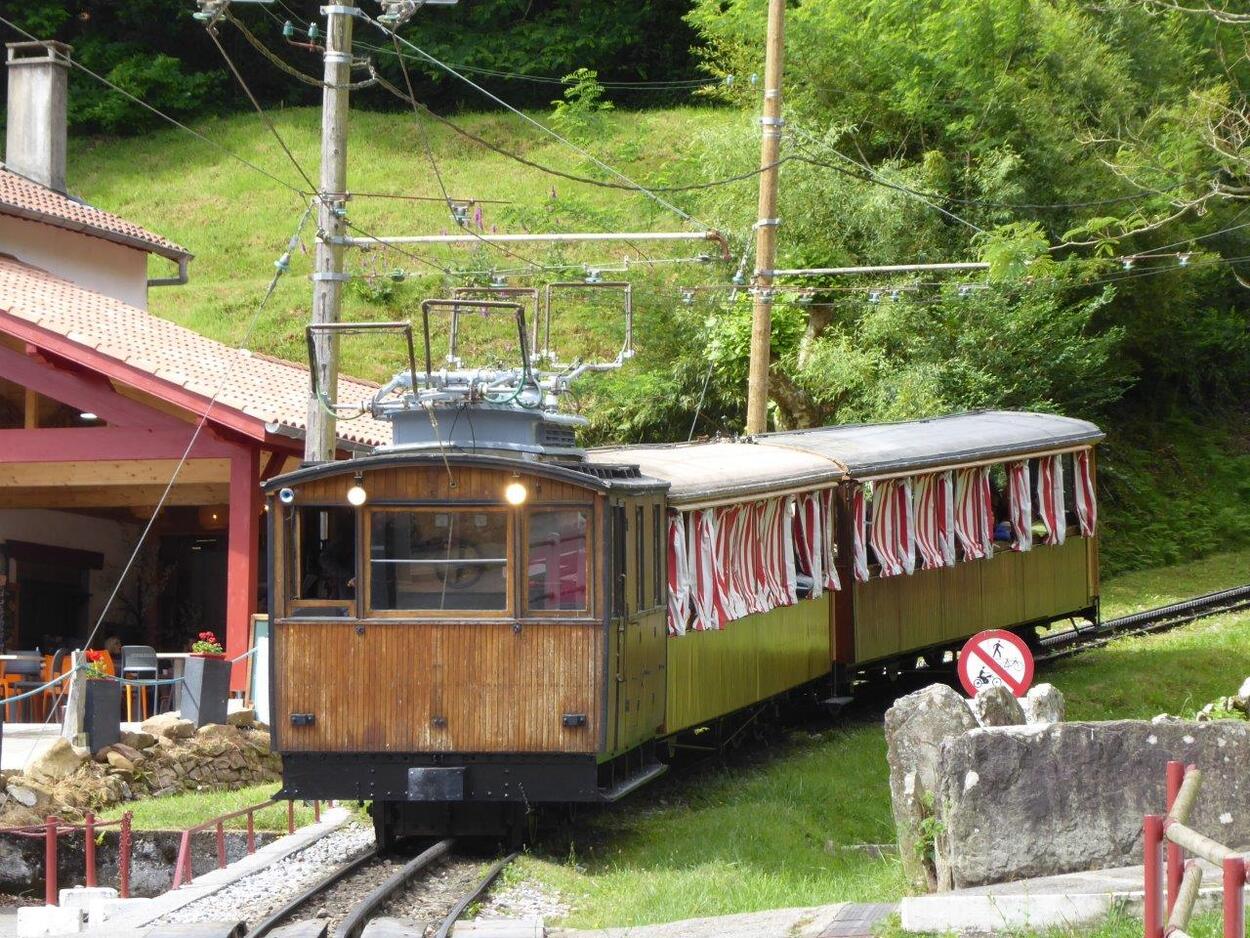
[265,303,1103,843]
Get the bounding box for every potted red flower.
[83,649,121,752]
[183,631,229,727]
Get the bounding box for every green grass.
[122,783,318,831]
[880,907,1226,938]
[70,106,744,384]
[523,548,1250,928]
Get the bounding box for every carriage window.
[290,507,356,615]
[526,509,590,612]
[369,510,508,612]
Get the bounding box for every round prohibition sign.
[957,629,1035,698]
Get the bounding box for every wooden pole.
[305,5,355,464]
[745,0,786,436]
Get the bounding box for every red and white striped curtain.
[795,492,824,599]
[820,488,843,592]
[954,466,993,560]
[851,485,869,582]
[713,504,749,622]
[688,509,720,631]
[1074,448,1098,537]
[759,498,798,609]
[1035,455,1066,546]
[666,513,690,635]
[869,478,915,577]
[1007,461,1033,552]
[914,472,956,570]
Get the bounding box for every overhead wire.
[360,12,714,231]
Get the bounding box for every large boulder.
[1021,684,1066,725]
[884,683,978,890]
[936,720,1250,889]
[27,738,87,784]
[969,685,1026,727]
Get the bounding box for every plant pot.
[182,655,231,727]
[85,679,122,753]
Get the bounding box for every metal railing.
[0,812,133,904]
[1144,760,1247,938]
[172,798,324,889]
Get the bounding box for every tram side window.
[526,509,590,612]
[369,510,508,612]
[290,507,356,615]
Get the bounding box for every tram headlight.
[504,481,528,506]
[346,472,368,507]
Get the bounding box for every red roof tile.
[0,168,190,261]
[0,255,389,448]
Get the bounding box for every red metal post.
[216,821,226,870]
[44,817,58,907]
[1223,856,1245,938]
[287,800,295,835]
[314,800,321,823]
[119,813,132,899]
[84,812,97,888]
[246,810,256,854]
[1166,760,1184,913]
[173,830,192,889]
[1144,814,1164,938]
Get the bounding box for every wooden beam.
[0,483,229,509]
[0,313,271,440]
[226,447,261,692]
[0,458,231,488]
[0,427,239,463]
[0,342,187,429]
[23,388,38,429]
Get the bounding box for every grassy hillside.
[70,106,742,383]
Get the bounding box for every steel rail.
[433,852,519,938]
[247,847,379,938]
[334,839,455,938]
[1038,583,1250,663]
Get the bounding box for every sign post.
[957,629,1035,698]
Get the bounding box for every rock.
[27,738,87,784]
[120,731,157,751]
[1021,684,1066,725]
[970,685,1027,727]
[227,708,256,728]
[1236,676,1250,702]
[6,784,42,808]
[884,683,978,890]
[105,751,136,774]
[936,719,1250,890]
[141,712,195,740]
[196,722,237,740]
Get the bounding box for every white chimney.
[5,41,71,193]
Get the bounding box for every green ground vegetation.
[122,783,317,831]
[879,906,1225,938]
[520,548,1250,928]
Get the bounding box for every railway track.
[248,839,517,938]
[1036,583,1250,663]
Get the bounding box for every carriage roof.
[588,410,1103,507]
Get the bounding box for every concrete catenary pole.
[305,5,356,464]
[745,0,786,436]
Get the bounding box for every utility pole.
[305,4,356,464]
[745,0,786,436]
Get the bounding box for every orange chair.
[0,663,21,720]
[41,650,73,722]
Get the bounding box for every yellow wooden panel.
[664,594,831,734]
[853,578,901,661]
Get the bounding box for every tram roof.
[588,410,1104,507]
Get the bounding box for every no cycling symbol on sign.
[957,629,1035,698]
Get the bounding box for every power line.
[361,12,714,231]
[0,12,309,198]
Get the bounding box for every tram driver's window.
[370,510,508,612]
[527,509,590,612]
[295,507,357,603]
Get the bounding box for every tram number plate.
[407,767,465,801]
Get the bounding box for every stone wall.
[0,710,280,828]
